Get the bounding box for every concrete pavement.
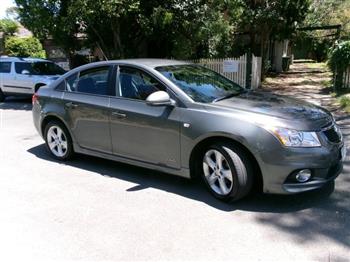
[0,97,349,261]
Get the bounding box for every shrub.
[5,36,46,58]
[0,19,18,36]
[328,41,350,89]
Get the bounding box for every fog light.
[295,169,312,183]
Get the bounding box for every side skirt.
[73,143,191,179]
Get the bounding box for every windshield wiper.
[212,91,243,103]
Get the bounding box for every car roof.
[77,59,191,70]
[111,58,191,68]
[0,56,50,63]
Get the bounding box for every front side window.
[15,62,65,75]
[156,65,244,103]
[66,67,110,96]
[0,62,11,73]
[118,66,166,100]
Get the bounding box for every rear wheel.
[0,89,5,102]
[199,143,253,202]
[44,120,74,160]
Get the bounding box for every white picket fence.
[189,54,262,89]
[251,55,262,89]
[342,67,350,88]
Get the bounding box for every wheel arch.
[34,83,47,93]
[41,114,74,142]
[189,136,263,192]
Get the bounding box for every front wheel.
[0,89,5,102]
[200,143,253,202]
[44,120,74,160]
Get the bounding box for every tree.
[14,0,233,60]
[15,0,81,63]
[13,0,311,63]
[0,19,19,36]
[293,0,350,61]
[306,0,350,39]
[5,36,46,58]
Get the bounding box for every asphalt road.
[0,98,349,261]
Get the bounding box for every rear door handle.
[65,102,78,109]
[112,111,127,119]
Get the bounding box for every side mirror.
[21,69,30,75]
[146,91,176,106]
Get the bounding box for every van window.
[0,62,11,73]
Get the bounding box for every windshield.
[15,62,66,75]
[156,64,244,103]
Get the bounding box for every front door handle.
[65,102,78,109]
[112,111,127,119]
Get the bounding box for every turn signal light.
[32,93,39,105]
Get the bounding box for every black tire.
[0,89,5,102]
[198,142,253,202]
[35,83,46,93]
[44,120,74,161]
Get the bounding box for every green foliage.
[305,0,350,39]
[5,36,46,58]
[15,0,80,58]
[13,0,311,61]
[0,19,19,36]
[328,41,350,89]
[328,41,350,72]
[338,95,350,113]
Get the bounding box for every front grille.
[323,125,341,143]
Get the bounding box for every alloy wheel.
[46,125,68,158]
[202,149,234,195]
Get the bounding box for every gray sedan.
[32,59,345,201]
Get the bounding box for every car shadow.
[28,143,337,212]
[0,97,32,111]
[27,143,350,247]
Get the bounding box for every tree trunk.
[112,19,123,58]
[90,25,111,59]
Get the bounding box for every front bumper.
[282,160,342,193]
[257,138,345,194]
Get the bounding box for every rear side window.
[66,67,110,96]
[55,81,66,91]
[0,62,11,73]
[15,62,33,74]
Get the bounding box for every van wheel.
[199,142,253,202]
[0,89,5,102]
[44,120,74,160]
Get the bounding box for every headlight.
[266,127,321,147]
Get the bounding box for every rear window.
[15,62,33,74]
[0,62,11,73]
[15,62,65,75]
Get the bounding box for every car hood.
[214,90,333,125]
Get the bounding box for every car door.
[62,65,113,153]
[7,62,35,94]
[109,65,182,169]
[0,61,12,93]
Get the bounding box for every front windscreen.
[156,64,244,103]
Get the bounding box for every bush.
[328,41,350,89]
[338,95,350,113]
[0,19,18,36]
[5,36,46,58]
